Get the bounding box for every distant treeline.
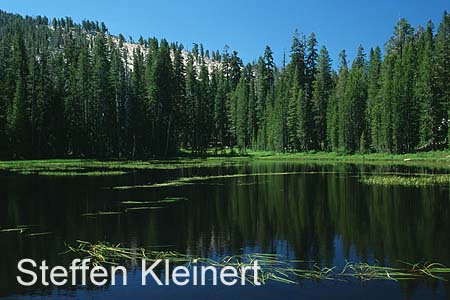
[0,10,449,159]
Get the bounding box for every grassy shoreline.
[0,150,449,176]
[255,150,450,164]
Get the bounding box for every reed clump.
[67,241,450,285]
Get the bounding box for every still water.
[0,162,449,299]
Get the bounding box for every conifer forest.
[0,10,449,159]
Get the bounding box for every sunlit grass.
[1,150,450,177]
[361,174,450,187]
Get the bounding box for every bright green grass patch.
[1,151,450,177]
[256,150,450,166]
[361,174,450,187]
[0,158,246,176]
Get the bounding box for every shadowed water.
[0,162,449,299]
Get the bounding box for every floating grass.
[67,241,450,285]
[125,206,166,212]
[67,241,328,283]
[26,232,53,237]
[81,211,122,217]
[0,225,35,234]
[361,174,450,187]
[0,228,28,234]
[36,171,128,177]
[112,172,341,190]
[120,197,188,206]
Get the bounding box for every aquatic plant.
[67,241,450,284]
[360,174,450,187]
[112,172,344,190]
[2,150,450,178]
[81,211,123,217]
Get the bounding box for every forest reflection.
[0,162,449,298]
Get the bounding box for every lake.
[0,161,449,299]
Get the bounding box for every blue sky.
[1,0,448,67]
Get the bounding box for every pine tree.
[196,60,211,153]
[341,46,367,153]
[380,54,395,152]
[109,44,127,156]
[367,47,382,151]
[335,50,348,151]
[172,44,186,150]
[214,76,229,151]
[8,31,30,158]
[0,37,9,158]
[185,54,198,152]
[255,57,267,148]
[393,39,418,153]
[306,32,318,88]
[91,32,114,157]
[76,46,92,156]
[33,50,54,158]
[295,88,307,150]
[247,77,257,147]
[128,47,146,158]
[50,51,67,157]
[415,23,436,149]
[64,34,84,156]
[236,77,249,152]
[287,71,300,151]
[434,11,450,147]
[312,46,333,150]
[289,29,307,87]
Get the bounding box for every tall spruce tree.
[341,46,367,152]
[434,12,450,147]
[91,32,114,157]
[415,23,437,149]
[8,31,30,158]
[312,46,333,150]
[236,77,249,152]
[367,47,383,151]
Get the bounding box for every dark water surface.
[0,162,449,299]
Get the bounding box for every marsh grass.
[82,197,186,217]
[67,241,450,284]
[0,158,246,177]
[81,211,123,217]
[124,206,166,212]
[121,197,188,206]
[2,150,450,177]
[67,241,329,284]
[26,232,53,237]
[0,225,36,234]
[361,174,450,187]
[0,226,53,238]
[36,171,128,177]
[112,172,343,190]
[113,171,448,190]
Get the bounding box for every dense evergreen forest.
[0,10,449,159]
